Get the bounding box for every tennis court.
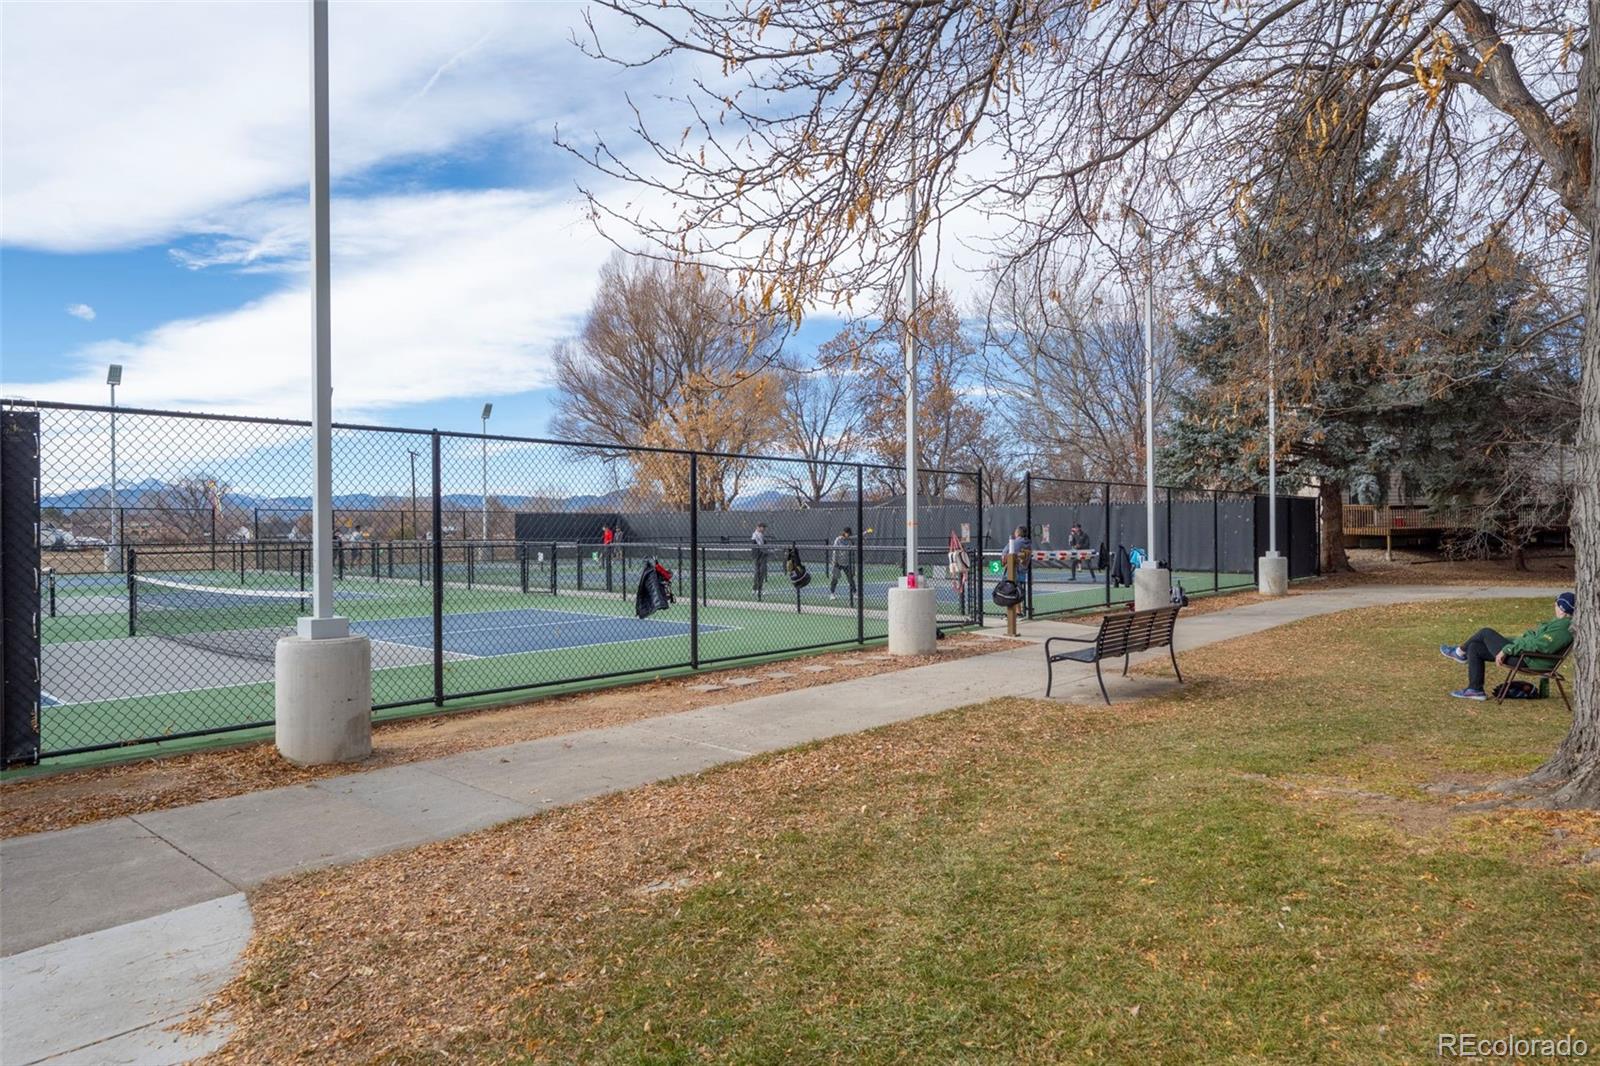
[978,551,1256,615]
[33,544,938,756]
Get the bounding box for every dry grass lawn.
[198,598,1598,1064]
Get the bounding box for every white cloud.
[65,303,96,321]
[0,1,630,252]
[3,188,623,420]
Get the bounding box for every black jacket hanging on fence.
[1111,545,1133,588]
[635,561,673,619]
[785,544,812,589]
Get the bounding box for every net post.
[238,540,246,585]
[209,507,217,571]
[467,545,475,589]
[431,431,444,707]
[855,464,865,644]
[47,568,57,618]
[127,548,138,637]
[700,545,708,607]
[118,506,126,573]
[689,452,699,669]
[549,542,558,596]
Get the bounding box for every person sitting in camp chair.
[1439,591,1575,701]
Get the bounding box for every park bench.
[1496,643,1574,712]
[1044,603,1183,705]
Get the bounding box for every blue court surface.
[353,606,733,658]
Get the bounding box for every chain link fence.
[1012,473,1277,619]
[10,401,983,759]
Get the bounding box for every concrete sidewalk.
[0,583,1563,1064]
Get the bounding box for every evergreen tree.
[1405,239,1580,568]
[1162,110,1437,571]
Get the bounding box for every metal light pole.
[903,159,919,578]
[107,364,121,570]
[407,448,420,542]
[276,0,369,767]
[479,402,492,544]
[299,0,344,639]
[1133,215,1157,567]
[1266,288,1278,556]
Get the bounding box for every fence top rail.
[3,398,979,482]
[1024,471,1291,499]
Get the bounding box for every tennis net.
[130,576,306,662]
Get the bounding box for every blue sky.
[0,1,858,440]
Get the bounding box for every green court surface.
[1024,569,1256,615]
[36,561,919,757]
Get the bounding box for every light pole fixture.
[406,448,420,542]
[480,403,493,544]
[107,364,122,569]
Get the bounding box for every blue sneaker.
[1439,644,1467,663]
[1449,688,1487,701]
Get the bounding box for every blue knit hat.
[1557,592,1576,615]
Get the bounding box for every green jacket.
[1502,616,1573,667]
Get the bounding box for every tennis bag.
[1493,680,1541,700]
[785,544,812,589]
[991,578,1024,608]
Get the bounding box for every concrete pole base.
[1133,566,1171,612]
[275,635,373,766]
[1258,553,1289,597]
[887,586,937,655]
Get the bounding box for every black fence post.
[1165,486,1173,569]
[1212,490,1220,592]
[856,464,865,643]
[1024,471,1033,617]
[1103,483,1114,608]
[689,452,700,669]
[126,548,138,637]
[431,431,444,707]
[974,468,984,626]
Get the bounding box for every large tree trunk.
[1529,32,1600,806]
[1319,480,1352,573]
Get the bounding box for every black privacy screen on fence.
[9,400,986,759]
[1011,474,1289,619]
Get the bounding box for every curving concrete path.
[0,584,1565,1065]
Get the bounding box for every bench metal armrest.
[1044,635,1094,651]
